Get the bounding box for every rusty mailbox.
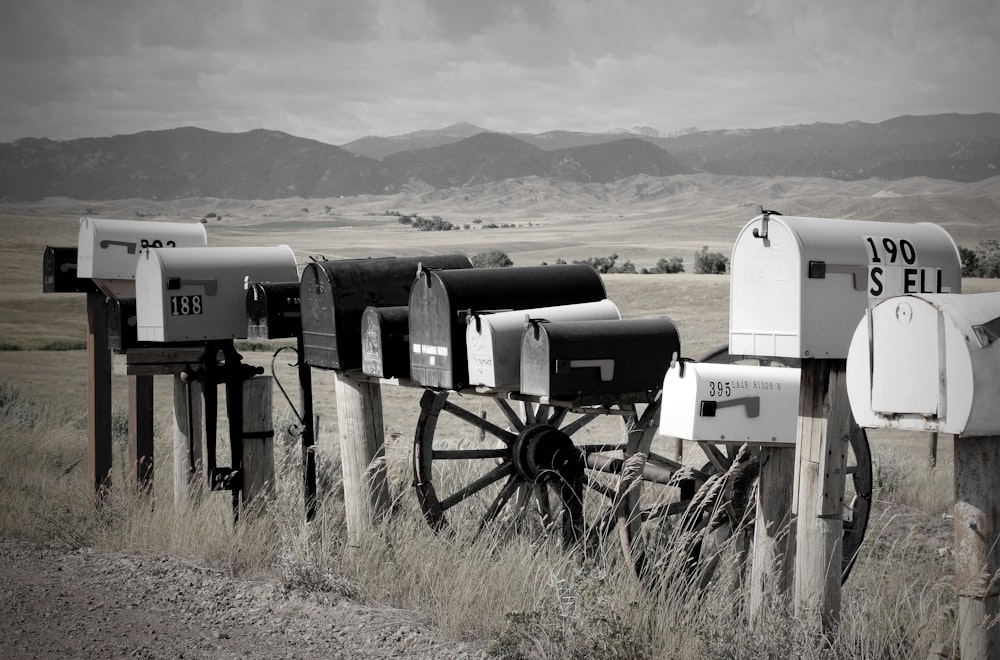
[519,318,680,399]
[247,282,301,340]
[408,264,607,390]
[847,292,1000,437]
[729,213,961,359]
[299,254,472,371]
[135,246,298,342]
[466,300,622,389]
[361,306,411,380]
[659,361,801,445]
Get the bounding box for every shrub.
[647,257,685,274]
[472,251,514,268]
[572,254,636,274]
[694,246,729,274]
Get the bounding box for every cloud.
[0,0,997,144]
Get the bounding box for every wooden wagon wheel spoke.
[441,400,518,444]
[438,462,515,512]
[493,398,525,432]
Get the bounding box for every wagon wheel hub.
[511,424,584,483]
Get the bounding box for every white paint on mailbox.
[135,245,297,342]
[730,214,961,359]
[847,292,1000,436]
[466,299,621,388]
[77,217,208,298]
[659,360,801,446]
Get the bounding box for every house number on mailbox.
[169,295,203,316]
[866,236,947,299]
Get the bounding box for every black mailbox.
[299,254,472,371]
[43,246,94,293]
[361,306,410,379]
[107,297,138,353]
[519,318,680,399]
[408,264,606,390]
[247,282,301,340]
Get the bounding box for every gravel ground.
[0,537,485,659]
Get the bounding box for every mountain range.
[1,113,998,201]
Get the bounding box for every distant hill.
[1,114,997,201]
[341,122,488,159]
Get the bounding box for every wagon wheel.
[617,345,873,585]
[412,388,661,552]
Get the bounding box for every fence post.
[172,374,204,505]
[86,290,112,501]
[333,371,390,546]
[240,375,275,513]
[127,374,155,494]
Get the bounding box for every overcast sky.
[2,0,997,146]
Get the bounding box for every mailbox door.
[43,247,92,293]
[247,282,301,340]
[361,305,410,379]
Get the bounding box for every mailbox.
[729,213,961,359]
[77,217,208,298]
[361,306,410,379]
[247,282,301,340]
[466,300,622,389]
[135,245,298,342]
[299,254,472,371]
[408,264,607,390]
[659,361,800,445]
[846,292,1000,437]
[43,247,94,293]
[519,318,680,399]
[107,297,138,353]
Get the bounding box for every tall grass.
[0,379,964,657]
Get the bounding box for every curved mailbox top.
[299,253,473,370]
[135,245,298,343]
[77,217,208,298]
[847,291,1000,437]
[730,214,961,359]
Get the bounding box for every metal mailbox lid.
[847,292,1000,436]
[730,214,961,359]
[466,299,621,388]
[77,217,208,298]
[299,253,472,370]
[246,281,301,340]
[135,245,298,343]
[660,361,800,446]
[408,264,607,390]
[518,317,680,399]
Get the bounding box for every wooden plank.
[172,375,203,506]
[793,359,849,635]
[127,374,155,494]
[334,371,390,546]
[87,290,112,501]
[241,376,275,514]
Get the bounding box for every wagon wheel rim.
[616,344,873,585]
[412,389,659,551]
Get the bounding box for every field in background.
[2,176,1000,657]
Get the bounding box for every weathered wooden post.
[848,292,1000,659]
[127,374,155,493]
[172,374,204,504]
[241,375,275,512]
[729,212,961,635]
[86,288,113,499]
[750,445,795,616]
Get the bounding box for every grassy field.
[2,191,1000,658]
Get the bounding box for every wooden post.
[793,359,849,635]
[928,431,939,469]
[172,374,203,506]
[240,376,275,512]
[333,371,390,546]
[954,435,1000,660]
[749,445,795,620]
[127,374,155,494]
[86,290,112,501]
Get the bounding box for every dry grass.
[3,185,1000,657]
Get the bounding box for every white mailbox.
[660,361,801,445]
[466,300,621,388]
[846,292,1000,437]
[135,246,298,342]
[77,217,208,298]
[730,214,961,359]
